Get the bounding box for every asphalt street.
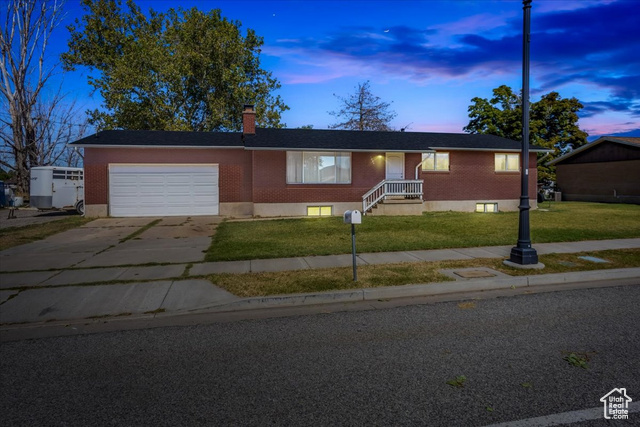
[2,285,639,426]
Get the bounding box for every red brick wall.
[405,153,422,180]
[83,147,252,205]
[251,151,387,203]
[250,150,537,204]
[84,147,538,207]
[420,151,537,201]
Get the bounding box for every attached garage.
[109,164,219,217]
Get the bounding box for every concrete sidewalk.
[1,238,639,327]
[189,238,640,274]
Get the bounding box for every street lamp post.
[509,0,539,265]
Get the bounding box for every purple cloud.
[268,0,638,120]
[582,100,640,118]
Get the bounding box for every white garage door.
[109,164,219,217]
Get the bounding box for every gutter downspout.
[537,152,551,165]
[415,150,436,179]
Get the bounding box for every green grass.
[206,202,640,261]
[0,216,92,251]
[209,260,455,297]
[208,248,640,297]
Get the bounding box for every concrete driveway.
[0,216,222,272]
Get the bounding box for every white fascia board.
[426,147,553,153]
[245,147,435,153]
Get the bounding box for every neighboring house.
[548,136,640,204]
[71,105,549,218]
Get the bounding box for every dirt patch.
[137,223,216,239]
[81,217,161,228]
[0,209,77,230]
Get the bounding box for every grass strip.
[0,216,92,251]
[207,248,640,297]
[2,261,178,275]
[119,219,162,243]
[1,276,187,292]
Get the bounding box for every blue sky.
[50,0,639,138]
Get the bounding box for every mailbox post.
[343,210,362,281]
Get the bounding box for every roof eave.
[244,146,435,153]
[547,136,640,166]
[73,144,245,149]
[245,146,550,152]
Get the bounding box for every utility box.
[343,209,362,224]
[30,166,85,214]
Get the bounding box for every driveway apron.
[0,216,218,272]
[0,225,138,272]
[75,216,218,267]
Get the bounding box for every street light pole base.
[503,259,545,270]
[509,246,539,265]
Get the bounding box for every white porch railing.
[362,179,423,213]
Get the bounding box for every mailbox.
[343,209,362,224]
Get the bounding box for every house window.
[422,152,449,171]
[287,152,351,184]
[495,153,519,172]
[307,206,333,217]
[476,203,498,213]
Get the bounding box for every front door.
[386,153,404,180]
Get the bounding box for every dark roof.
[606,137,640,146]
[245,128,548,152]
[548,136,640,165]
[71,130,243,147]
[72,128,549,152]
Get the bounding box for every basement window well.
[307,206,333,216]
[476,203,498,213]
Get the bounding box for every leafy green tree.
[62,0,288,131]
[464,85,588,184]
[329,81,396,131]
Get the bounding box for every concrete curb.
[188,267,640,313]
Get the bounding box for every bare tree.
[32,94,87,165]
[0,0,86,194]
[328,81,397,131]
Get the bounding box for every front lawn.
[206,202,640,261]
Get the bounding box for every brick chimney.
[242,104,256,135]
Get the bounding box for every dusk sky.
[49,0,639,139]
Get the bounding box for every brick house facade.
[72,106,546,217]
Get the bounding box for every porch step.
[368,200,425,216]
[381,198,423,204]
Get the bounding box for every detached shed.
[549,136,640,204]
